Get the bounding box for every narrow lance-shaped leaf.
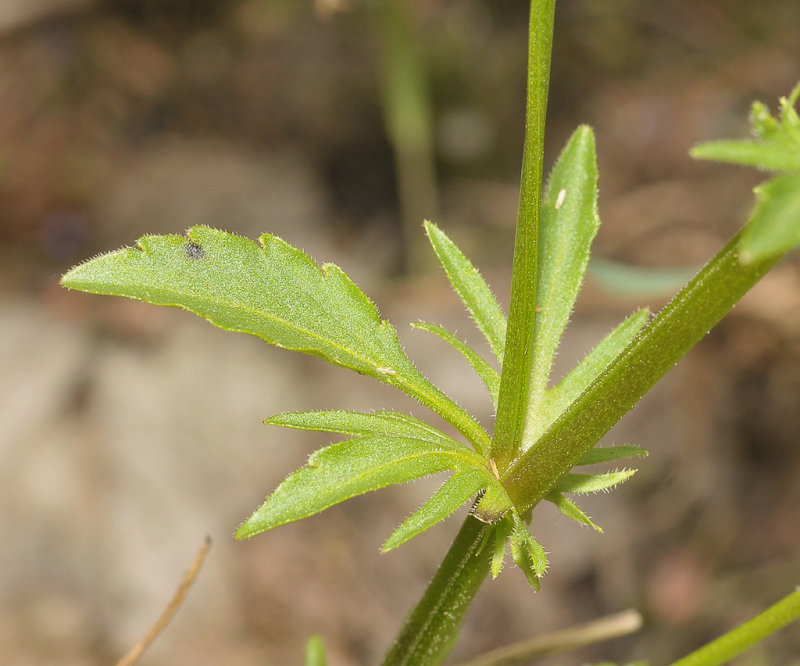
[236,410,506,544]
[523,125,601,440]
[546,448,645,532]
[738,173,800,264]
[490,514,513,579]
[555,469,637,494]
[424,221,507,361]
[545,491,602,532]
[264,409,455,442]
[61,226,489,452]
[412,322,501,409]
[524,308,649,449]
[690,140,800,172]
[509,512,548,589]
[382,469,490,552]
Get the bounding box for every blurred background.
[1,0,799,664]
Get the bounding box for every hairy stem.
[500,231,781,513]
[380,517,493,666]
[491,0,556,472]
[381,3,557,662]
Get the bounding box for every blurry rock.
[0,0,95,33]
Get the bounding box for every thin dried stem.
[456,609,643,666]
[115,536,212,666]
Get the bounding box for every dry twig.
[115,536,212,666]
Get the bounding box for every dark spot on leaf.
[185,242,205,260]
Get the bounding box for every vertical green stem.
[381,3,557,663]
[667,588,800,666]
[491,0,556,472]
[380,517,493,666]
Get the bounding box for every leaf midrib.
[114,274,398,374]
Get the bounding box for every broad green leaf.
[412,322,501,409]
[382,469,489,552]
[237,410,497,541]
[509,513,547,589]
[523,309,649,448]
[576,445,648,466]
[555,469,637,494]
[424,221,507,362]
[524,125,600,434]
[305,636,327,666]
[739,173,800,264]
[545,490,602,532]
[61,226,489,452]
[689,140,800,172]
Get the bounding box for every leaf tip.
[380,539,399,554]
[234,521,255,541]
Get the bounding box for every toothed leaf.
[412,322,501,408]
[61,225,489,451]
[524,309,649,447]
[525,125,600,432]
[556,469,637,494]
[576,445,648,466]
[424,221,507,362]
[545,491,603,532]
[382,469,489,552]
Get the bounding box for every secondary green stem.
[492,0,556,472]
[667,588,800,666]
[499,231,781,514]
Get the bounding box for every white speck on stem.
[555,188,567,209]
[376,366,397,376]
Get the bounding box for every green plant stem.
[381,4,556,660]
[667,588,800,666]
[491,0,556,473]
[397,228,787,661]
[500,231,781,514]
[380,517,493,666]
